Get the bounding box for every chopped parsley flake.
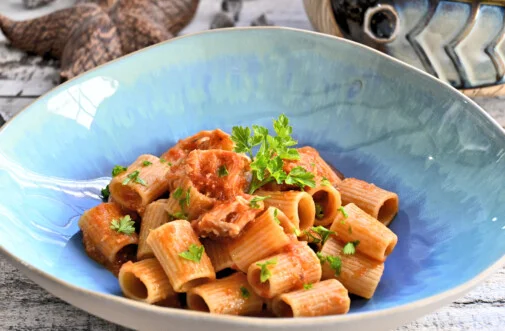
[240,286,250,299]
[343,240,360,255]
[256,258,277,283]
[101,185,110,200]
[315,203,325,220]
[142,160,152,166]
[273,208,280,224]
[112,165,127,177]
[321,177,331,186]
[122,170,147,186]
[249,196,269,209]
[304,226,335,245]
[168,211,188,221]
[303,283,313,290]
[179,244,204,263]
[217,165,229,177]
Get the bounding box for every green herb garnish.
[101,185,110,200]
[179,244,204,262]
[231,115,316,193]
[256,258,277,283]
[173,187,183,199]
[315,203,324,220]
[303,283,313,290]
[317,253,342,276]
[217,165,229,177]
[110,215,135,235]
[112,165,127,177]
[338,206,348,218]
[142,160,152,166]
[122,170,147,186]
[321,177,331,186]
[168,211,188,221]
[240,286,250,299]
[273,208,280,224]
[343,240,360,255]
[304,226,335,245]
[250,196,269,209]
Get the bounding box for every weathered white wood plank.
[0,96,35,120]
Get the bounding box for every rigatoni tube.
[137,200,169,260]
[78,202,138,275]
[272,279,350,317]
[119,259,177,305]
[330,203,397,262]
[247,242,321,298]
[170,177,215,220]
[187,273,263,315]
[337,178,399,226]
[147,220,215,292]
[307,185,341,227]
[320,236,384,299]
[201,238,234,272]
[255,190,315,231]
[109,155,171,214]
[229,207,292,272]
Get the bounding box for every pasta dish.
[78,115,399,317]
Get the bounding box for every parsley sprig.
[179,244,204,263]
[256,258,277,283]
[231,115,316,193]
[168,211,188,221]
[110,215,135,235]
[101,185,110,200]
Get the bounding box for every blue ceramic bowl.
[1,27,504,331]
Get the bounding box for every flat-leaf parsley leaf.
[179,244,204,263]
[110,215,135,235]
[256,258,277,283]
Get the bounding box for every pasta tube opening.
[255,191,315,231]
[297,193,316,231]
[378,196,399,226]
[187,293,210,312]
[308,185,341,227]
[273,299,294,317]
[120,270,148,300]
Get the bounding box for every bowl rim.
[1,26,505,326]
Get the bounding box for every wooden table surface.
[0,1,504,330]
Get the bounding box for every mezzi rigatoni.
[187,272,263,315]
[109,154,171,214]
[255,190,315,231]
[147,220,215,292]
[307,185,341,227]
[201,238,234,272]
[247,241,321,298]
[137,200,169,260]
[319,236,384,299]
[78,202,138,275]
[119,258,177,306]
[229,207,292,272]
[330,203,397,262]
[337,178,399,226]
[272,279,350,317]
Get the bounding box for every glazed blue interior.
[1,28,504,314]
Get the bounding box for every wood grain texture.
[0,0,504,330]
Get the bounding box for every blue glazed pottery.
[0,27,504,331]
